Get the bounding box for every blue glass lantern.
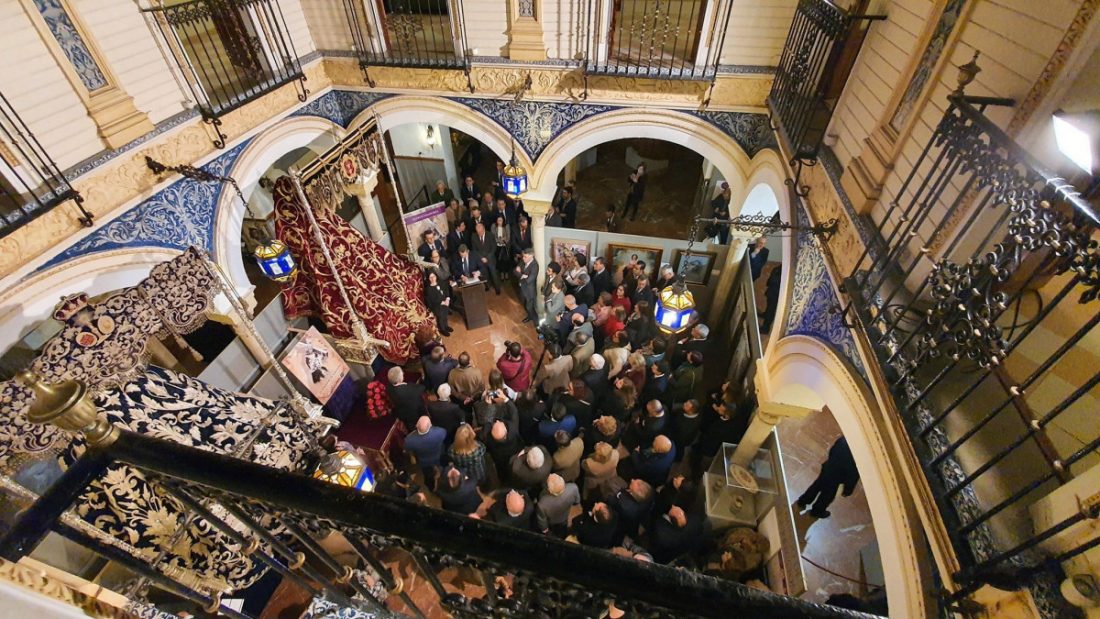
[502,143,528,198]
[654,278,697,335]
[253,238,297,283]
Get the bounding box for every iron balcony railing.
[839,92,1100,608]
[0,91,92,239]
[768,0,883,179]
[340,0,470,87]
[0,428,873,618]
[143,0,308,147]
[582,0,735,81]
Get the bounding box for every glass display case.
[704,443,778,527]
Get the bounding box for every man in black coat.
[510,216,533,257]
[385,366,425,428]
[589,257,613,298]
[451,244,483,285]
[640,361,670,408]
[571,502,619,549]
[610,478,655,541]
[797,437,860,519]
[483,418,523,482]
[446,220,469,259]
[437,466,482,516]
[459,176,480,203]
[488,489,535,530]
[427,383,465,443]
[516,248,539,324]
[470,221,501,294]
[670,399,702,463]
[559,186,578,228]
[649,506,703,564]
[422,346,458,391]
[580,354,610,405]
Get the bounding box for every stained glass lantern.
[655,278,697,335]
[502,144,527,198]
[314,450,375,491]
[253,238,297,283]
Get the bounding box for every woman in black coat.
[425,270,453,336]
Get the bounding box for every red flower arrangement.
[365,380,392,419]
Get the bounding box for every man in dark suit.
[459,176,479,203]
[797,437,860,519]
[649,506,703,564]
[438,466,481,515]
[488,489,535,530]
[422,345,457,390]
[417,229,445,262]
[750,236,770,281]
[581,354,610,404]
[470,221,501,294]
[510,216,533,258]
[516,248,539,324]
[610,478,655,540]
[451,244,482,285]
[446,220,469,259]
[559,186,578,228]
[385,366,426,428]
[641,361,670,408]
[427,383,465,443]
[589,257,612,298]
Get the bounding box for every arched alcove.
[763,335,932,619]
[212,116,345,295]
[531,108,753,202]
[0,247,182,352]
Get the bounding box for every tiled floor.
[776,408,882,604]
[436,280,545,373]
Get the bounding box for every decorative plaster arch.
[0,247,182,353]
[763,335,932,619]
[213,115,345,295]
[530,108,754,202]
[346,95,532,174]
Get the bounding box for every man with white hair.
[581,353,610,402]
[403,416,446,484]
[386,366,426,427]
[427,383,464,443]
[536,473,580,537]
[675,323,710,366]
[509,445,552,494]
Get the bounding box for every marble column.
[524,198,552,315]
[731,360,815,467]
[346,168,383,241]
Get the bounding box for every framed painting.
[606,243,663,284]
[672,249,718,285]
[550,238,592,270]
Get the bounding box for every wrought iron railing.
[0,91,92,239]
[0,428,873,618]
[340,0,470,88]
[582,0,735,81]
[838,92,1100,606]
[767,0,883,191]
[142,0,308,147]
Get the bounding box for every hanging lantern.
[655,277,697,335]
[502,142,528,198]
[253,238,297,283]
[314,450,375,492]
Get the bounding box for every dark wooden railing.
[582,0,735,81]
[0,91,92,239]
[839,92,1100,607]
[768,0,883,189]
[142,0,308,147]
[0,427,874,618]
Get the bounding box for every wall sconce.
[1052,109,1100,175]
[424,124,437,148]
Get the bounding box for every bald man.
[626,435,676,488]
[404,416,446,484]
[488,489,535,531]
[649,505,703,564]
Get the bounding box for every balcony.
[142,0,309,147]
[839,93,1100,607]
[0,91,91,240]
[583,0,734,81]
[341,0,468,75]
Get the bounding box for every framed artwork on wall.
[550,238,592,270]
[672,249,718,285]
[606,243,663,283]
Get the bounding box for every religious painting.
[606,243,663,284]
[281,327,350,404]
[550,238,592,271]
[672,249,718,285]
[241,217,273,252]
[403,201,448,251]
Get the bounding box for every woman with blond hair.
[622,351,648,393]
[584,415,622,454]
[581,441,621,501]
[447,423,488,487]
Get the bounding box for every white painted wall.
[463,0,510,56]
[299,0,355,50]
[387,122,458,189]
[718,0,798,67]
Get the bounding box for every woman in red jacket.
[496,341,533,391]
[602,305,627,341]
[610,284,632,316]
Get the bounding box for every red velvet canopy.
[273,175,435,363]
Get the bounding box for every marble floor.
[435,281,545,374]
[775,407,882,604]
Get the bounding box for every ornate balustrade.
[0,90,92,239]
[0,427,874,618]
[838,92,1100,609]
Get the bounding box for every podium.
[456,279,491,329]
